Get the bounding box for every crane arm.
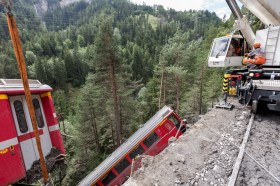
[227,0,280,46]
[226,0,255,47]
[239,0,280,26]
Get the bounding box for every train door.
[9,95,52,171]
[32,95,52,156]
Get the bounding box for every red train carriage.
[0,79,65,186]
[78,106,187,186]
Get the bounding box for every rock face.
[34,0,91,18]
[60,0,91,7]
[34,0,48,19]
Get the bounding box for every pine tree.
[53,58,67,88]
[157,31,189,110]
[93,17,122,146]
[35,58,48,83]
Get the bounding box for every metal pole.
[6,11,50,184]
[175,122,183,139]
[130,159,135,177]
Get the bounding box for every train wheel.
[252,100,258,114]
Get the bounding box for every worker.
[243,42,266,68]
[248,42,264,58]
[227,44,236,56]
[227,39,241,57]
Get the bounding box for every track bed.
[236,114,280,185]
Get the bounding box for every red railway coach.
[0,79,65,186]
[78,106,187,186]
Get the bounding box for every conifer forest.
[0,0,262,185]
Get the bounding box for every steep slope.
[123,99,280,185]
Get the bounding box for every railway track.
[231,112,280,186]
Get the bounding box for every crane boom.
[239,0,280,26]
[225,0,255,47]
[226,0,242,19]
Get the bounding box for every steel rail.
[228,114,254,186]
[201,113,280,185]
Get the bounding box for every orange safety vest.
[243,54,266,65]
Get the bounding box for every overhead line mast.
[1,0,51,185]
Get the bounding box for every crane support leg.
[215,71,234,109]
[267,94,280,112]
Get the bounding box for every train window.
[14,100,28,133]
[143,132,160,148]
[168,114,181,129]
[100,171,116,185]
[129,145,145,159]
[115,158,130,173]
[32,99,45,128]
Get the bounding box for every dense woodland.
[0,0,261,185]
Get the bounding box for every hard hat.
[253,42,261,48]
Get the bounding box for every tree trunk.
[199,66,204,115]
[119,99,123,138]
[89,105,101,152]
[175,76,180,113]
[163,77,166,106]
[62,119,67,143]
[159,69,164,109]
[110,120,115,148]
[58,102,67,142]
[108,59,122,147]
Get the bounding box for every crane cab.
[208,35,247,67]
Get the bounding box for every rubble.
[19,148,65,184]
[123,98,279,186]
[236,114,280,185]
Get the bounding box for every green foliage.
[25,51,37,65]
[0,0,255,184]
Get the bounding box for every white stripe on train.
[49,124,60,132]
[0,137,18,149]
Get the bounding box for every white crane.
[208,0,280,112]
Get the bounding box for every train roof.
[78,105,174,186]
[0,79,52,94]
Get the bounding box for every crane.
[208,0,280,113]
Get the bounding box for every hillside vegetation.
[0,0,261,184]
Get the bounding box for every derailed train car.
[0,79,65,185]
[78,106,187,186]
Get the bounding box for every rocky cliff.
[34,0,90,18]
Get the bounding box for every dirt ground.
[123,98,255,186]
[18,148,64,184]
[236,114,280,186]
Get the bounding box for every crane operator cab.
[208,34,247,67]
